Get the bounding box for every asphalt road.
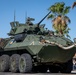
[0,71,76,75]
[0,73,73,75]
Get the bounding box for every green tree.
[47,2,71,37]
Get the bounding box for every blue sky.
[0,0,76,41]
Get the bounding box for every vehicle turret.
[8,11,51,36]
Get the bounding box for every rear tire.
[0,55,9,72]
[10,54,20,72]
[19,53,32,73]
[33,65,47,73]
[60,59,73,73]
[38,65,47,73]
[49,65,59,73]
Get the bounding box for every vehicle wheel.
[38,65,47,73]
[0,55,10,72]
[33,66,47,73]
[19,53,32,73]
[10,54,20,72]
[49,65,59,73]
[60,59,73,73]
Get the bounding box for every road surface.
[0,71,76,75]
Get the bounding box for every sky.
[0,0,76,41]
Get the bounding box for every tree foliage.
[72,2,76,9]
[47,2,71,37]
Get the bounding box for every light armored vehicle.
[0,12,76,73]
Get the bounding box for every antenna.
[25,11,27,23]
[14,10,16,22]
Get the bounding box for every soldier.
[48,30,54,36]
[26,17,34,25]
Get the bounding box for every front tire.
[19,53,32,73]
[0,55,10,72]
[10,54,20,72]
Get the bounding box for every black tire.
[19,53,32,73]
[49,65,59,73]
[60,59,73,73]
[33,65,47,73]
[38,65,47,73]
[0,55,10,72]
[10,54,20,72]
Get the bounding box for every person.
[48,30,54,36]
[26,17,34,25]
[73,58,76,70]
[0,38,5,49]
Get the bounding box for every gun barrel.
[38,11,51,25]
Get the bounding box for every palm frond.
[64,16,71,23]
[57,2,65,13]
[48,5,56,13]
[63,6,71,15]
[47,14,55,19]
[72,2,76,9]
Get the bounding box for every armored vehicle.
[0,11,76,73]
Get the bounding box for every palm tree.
[72,2,76,9]
[47,2,71,37]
